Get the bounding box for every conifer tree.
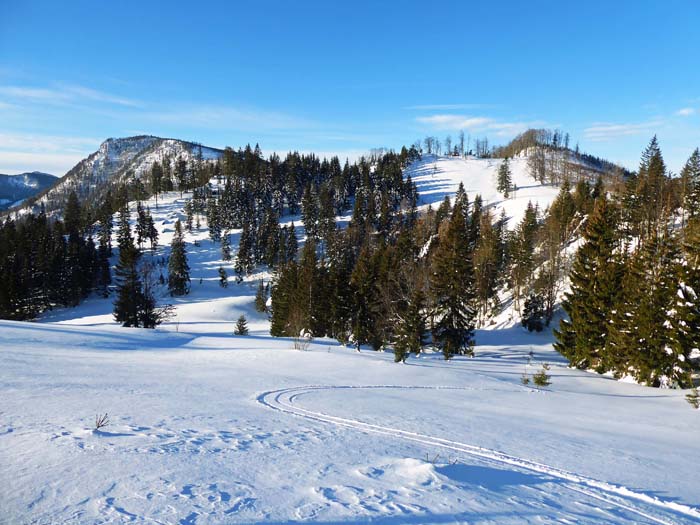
[146,208,158,251]
[393,287,427,363]
[681,148,700,220]
[235,223,254,280]
[350,244,378,351]
[255,279,267,313]
[607,232,681,385]
[301,184,319,240]
[218,266,228,288]
[221,232,232,261]
[497,158,513,198]
[521,291,545,332]
[554,196,623,370]
[430,205,476,359]
[234,314,249,335]
[113,212,145,327]
[270,262,297,336]
[116,204,132,252]
[63,191,82,237]
[168,220,190,296]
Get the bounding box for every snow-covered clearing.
[2,321,699,524]
[408,155,561,227]
[1,155,699,524]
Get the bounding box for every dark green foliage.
[270,262,297,337]
[533,364,551,387]
[393,287,428,363]
[497,158,513,198]
[168,220,190,296]
[113,223,145,327]
[687,388,700,409]
[430,206,476,359]
[554,196,622,371]
[218,266,228,288]
[255,279,268,313]
[521,292,545,332]
[234,314,249,335]
[682,148,700,220]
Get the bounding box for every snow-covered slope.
[2,319,699,524]
[3,152,698,524]
[408,155,561,228]
[0,171,56,210]
[19,136,223,216]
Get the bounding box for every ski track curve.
[257,384,700,525]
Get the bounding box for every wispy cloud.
[583,121,664,142]
[0,132,101,175]
[416,114,491,129]
[406,103,497,111]
[0,83,141,107]
[415,113,545,137]
[146,105,315,131]
[676,107,695,117]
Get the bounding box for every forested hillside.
[1,130,699,390]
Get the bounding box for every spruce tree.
[682,148,700,220]
[350,244,378,351]
[218,266,228,288]
[234,314,249,335]
[521,291,545,332]
[497,158,513,198]
[255,279,267,312]
[393,287,427,363]
[430,205,476,359]
[113,213,145,327]
[221,232,232,261]
[235,223,254,280]
[554,196,623,371]
[168,220,190,296]
[270,262,297,336]
[608,232,681,386]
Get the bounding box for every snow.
[407,155,561,228]
[2,321,699,524]
[2,155,699,524]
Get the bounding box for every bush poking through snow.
[686,387,700,409]
[94,413,110,430]
[533,364,552,387]
[521,373,531,385]
[294,331,312,351]
[234,315,249,336]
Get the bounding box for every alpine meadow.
[1,2,700,524]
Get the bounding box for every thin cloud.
[406,103,497,111]
[0,83,141,108]
[416,114,492,130]
[0,132,101,153]
[0,132,101,174]
[416,113,545,137]
[583,121,664,142]
[676,107,695,117]
[147,105,316,131]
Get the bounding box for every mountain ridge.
[0,171,57,210]
[13,135,223,216]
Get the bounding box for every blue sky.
[1,0,699,175]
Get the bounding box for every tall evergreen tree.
[497,158,513,198]
[554,196,623,370]
[113,212,145,327]
[168,220,190,296]
[430,205,476,359]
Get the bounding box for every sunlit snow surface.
[1,156,699,524]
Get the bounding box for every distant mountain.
[17,135,223,215]
[0,171,57,210]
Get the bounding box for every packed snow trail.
[258,384,700,525]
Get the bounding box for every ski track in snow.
[258,384,700,525]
